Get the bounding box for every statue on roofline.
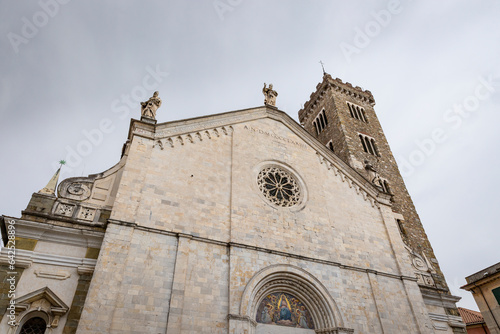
[263,83,278,107]
[141,91,162,119]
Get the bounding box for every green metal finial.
[59,160,66,165]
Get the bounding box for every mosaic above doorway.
[256,292,314,329]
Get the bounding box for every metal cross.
[319,60,326,75]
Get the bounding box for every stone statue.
[263,83,278,106]
[141,91,162,119]
[364,160,383,189]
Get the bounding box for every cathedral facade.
[0,75,465,333]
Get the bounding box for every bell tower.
[299,73,462,318]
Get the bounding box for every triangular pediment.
[14,286,69,314]
[128,105,391,207]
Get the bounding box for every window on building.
[312,120,319,135]
[493,287,500,305]
[347,102,367,123]
[322,109,328,126]
[327,140,334,152]
[313,109,328,134]
[359,134,379,156]
[19,317,47,334]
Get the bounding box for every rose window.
[257,167,301,207]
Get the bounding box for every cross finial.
[319,60,326,75]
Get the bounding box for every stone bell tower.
[298,73,463,321]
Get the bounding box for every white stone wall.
[77,224,177,333]
[77,114,435,333]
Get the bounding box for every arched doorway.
[238,264,354,334]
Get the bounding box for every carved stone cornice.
[461,266,500,290]
[153,126,233,150]
[20,210,107,229]
[1,217,104,249]
[421,289,462,308]
[77,265,95,275]
[0,248,97,270]
[315,327,355,334]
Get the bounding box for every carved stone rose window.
[257,167,301,207]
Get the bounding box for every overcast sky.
[1,1,499,312]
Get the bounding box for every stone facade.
[0,77,464,333]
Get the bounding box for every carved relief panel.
[406,245,436,287]
[54,203,76,217]
[78,207,96,221]
[58,177,93,201]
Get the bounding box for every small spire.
[39,160,65,196]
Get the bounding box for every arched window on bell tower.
[313,109,328,135]
[347,102,368,123]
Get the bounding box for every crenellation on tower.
[299,75,374,127]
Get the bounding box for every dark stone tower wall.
[298,74,449,294]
